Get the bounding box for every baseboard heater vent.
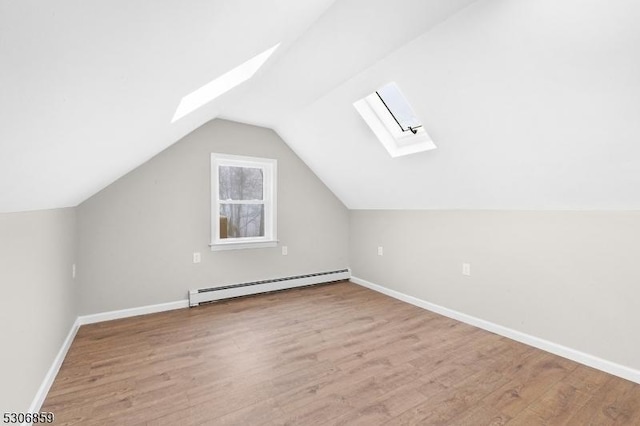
[189,269,351,307]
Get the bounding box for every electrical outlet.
[193,252,201,264]
[282,246,288,255]
[377,246,384,256]
[462,263,471,276]
[72,264,76,279]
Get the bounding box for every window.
[354,81,436,158]
[376,83,423,134]
[210,153,277,250]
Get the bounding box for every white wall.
[77,119,349,315]
[350,210,640,372]
[0,208,77,412]
[277,0,640,209]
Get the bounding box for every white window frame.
[210,153,277,251]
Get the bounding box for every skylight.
[354,82,436,158]
[376,82,422,133]
[171,43,280,123]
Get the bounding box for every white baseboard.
[78,299,189,325]
[351,276,640,385]
[27,299,189,421]
[27,317,80,416]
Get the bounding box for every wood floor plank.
[41,281,640,425]
[480,352,578,418]
[506,382,592,425]
[447,403,511,426]
[561,377,640,425]
[388,361,513,425]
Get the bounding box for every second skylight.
[172,43,280,123]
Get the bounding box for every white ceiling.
[0,0,335,212]
[269,0,640,210]
[2,0,640,212]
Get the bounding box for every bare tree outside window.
[211,153,276,250]
[218,166,265,238]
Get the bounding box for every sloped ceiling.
[0,0,336,212]
[3,0,640,212]
[264,0,640,209]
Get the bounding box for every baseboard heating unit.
[188,269,351,307]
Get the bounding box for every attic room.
[1,0,640,424]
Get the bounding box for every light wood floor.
[43,281,640,425]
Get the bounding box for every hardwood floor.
[42,281,640,425]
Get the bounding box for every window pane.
[376,82,422,131]
[218,166,263,201]
[219,204,265,238]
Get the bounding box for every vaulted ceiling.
[2,0,640,212]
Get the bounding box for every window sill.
[209,240,278,251]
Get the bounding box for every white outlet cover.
[193,252,201,263]
[462,263,471,276]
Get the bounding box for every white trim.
[78,300,189,325]
[350,276,640,385]
[210,153,277,249]
[27,317,81,416]
[210,240,278,251]
[26,299,190,423]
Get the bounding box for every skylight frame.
[171,43,281,123]
[354,81,436,158]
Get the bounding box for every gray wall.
[77,119,349,314]
[350,210,640,371]
[0,208,77,412]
